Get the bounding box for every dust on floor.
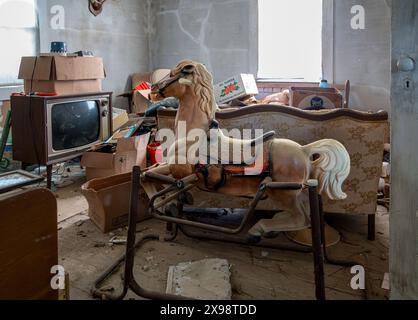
[5,163,389,300]
[58,210,389,300]
[49,164,389,300]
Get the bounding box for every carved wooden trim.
[157,105,389,122]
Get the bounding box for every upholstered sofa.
[156,105,389,239]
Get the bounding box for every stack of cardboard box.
[18,55,106,95]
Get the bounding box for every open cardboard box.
[81,172,150,233]
[18,56,106,95]
[81,132,150,181]
[112,107,129,131]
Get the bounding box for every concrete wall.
[150,0,258,83]
[333,0,391,113]
[37,0,151,109]
[35,0,391,112]
[150,0,390,112]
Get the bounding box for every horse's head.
[151,60,217,120]
[151,62,195,99]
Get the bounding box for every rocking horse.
[142,60,350,240]
[92,60,351,301]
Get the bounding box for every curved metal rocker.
[91,166,327,300]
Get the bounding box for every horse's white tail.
[302,139,350,200]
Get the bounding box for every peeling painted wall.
[37,0,150,109]
[35,0,390,113]
[150,0,258,83]
[150,0,390,112]
[333,0,391,113]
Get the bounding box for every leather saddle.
[204,120,275,166]
[196,121,276,190]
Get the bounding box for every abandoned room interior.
[0,0,417,305]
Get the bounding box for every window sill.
[256,80,320,90]
[257,78,319,83]
[0,85,23,101]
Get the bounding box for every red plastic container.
[147,142,163,165]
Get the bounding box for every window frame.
[256,0,334,84]
[0,0,40,100]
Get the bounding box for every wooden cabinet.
[0,188,58,300]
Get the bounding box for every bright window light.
[258,0,323,82]
[0,0,38,86]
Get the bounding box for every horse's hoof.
[245,235,262,245]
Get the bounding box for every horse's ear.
[181,64,195,74]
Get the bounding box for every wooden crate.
[289,86,344,109]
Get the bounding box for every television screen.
[51,100,100,151]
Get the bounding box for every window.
[0,0,38,87]
[258,0,323,82]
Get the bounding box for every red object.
[147,142,163,165]
[11,92,58,97]
[134,82,151,91]
[34,92,58,96]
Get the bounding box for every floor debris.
[261,251,269,258]
[109,236,127,245]
[94,242,106,248]
[166,258,232,300]
[76,220,85,227]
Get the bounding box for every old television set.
[11,92,113,165]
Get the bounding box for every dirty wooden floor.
[57,174,389,300]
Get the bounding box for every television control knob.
[101,100,109,107]
[101,110,109,117]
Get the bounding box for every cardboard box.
[289,87,343,109]
[112,107,129,131]
[214,74,259,104]
[18,56,106,95]
[131,72,152,114]
[81,172,150,233]
[81,133,150,181]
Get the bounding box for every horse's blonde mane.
[173,60,217,121]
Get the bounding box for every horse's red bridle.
[151,64,195,98]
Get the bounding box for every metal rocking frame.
[92,166,326,300]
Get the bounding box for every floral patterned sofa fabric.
[157,105,389,216]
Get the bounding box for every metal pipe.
[307,180,326,300]
[266,182,303,190]
[144,171,178,185]
[92,171,331,301]
[149,180,269,235]
[153,184,196,210]
[92,167,189,300]
[318,196,369,300]
[178,225,312,253]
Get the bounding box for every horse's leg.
[248,190,310,236]
[247,140,311,237]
